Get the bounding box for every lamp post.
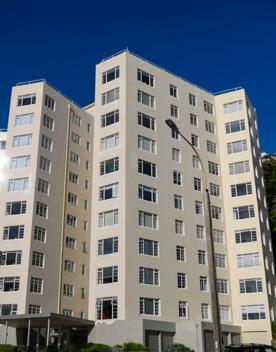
[165,119,222,352]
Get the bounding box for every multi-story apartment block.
[0,50,275,352]
[0,81,93,344]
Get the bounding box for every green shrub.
[0,344,15,352]
[166,343,194,352]
[123,343,148,352]
[79,343,111,352]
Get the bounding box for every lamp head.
[165,119,179,132]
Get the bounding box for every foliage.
[272,322,276,340]
[0,345,15,352]
[166,343,194,352]
[79,343,111,352]
[122,342,148,351]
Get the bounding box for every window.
[211,206,222,220]
[223,100,243,114]
[139,238,159,256]
[101,133,119,151]
[198,250,206,265]
[10,155,30,169]
[170,84,178,97]
[138,90,155,108]
[0,304,17,316]
[193,155,201,169]
[139,211,158,229]
[34,226,46,242]
[3,225,24,240]
[8,178,29,192]
[68,192,78,205]
[235,229,257,244]
[102,88,119,105]
[45,95,55,110]
[43,114,54,130]
[215,254,226,268]
[32,251,44,267]
[65,237,76,249]
[72,114,81,127]
[102,66,120,83]
[190,113,197,126]
[100,157,119,175]
[64,260,75,273]
[189,94,196,106]
[38,178,50,195]
[237,253,260,268]
[100,183,119,200]
[98,237,118,255]
[0,277,20,292]
[170,105,178,118]
[172,129,180,140]
[17,94,36,106]
[210,183,220,197]
[98,209,119,227]
[138,112,155,130]
[6,201,27,215]
[0,140,6,150]
[177,273,187,289]
[30,277,43,294]
[217,279,228,294]
[71,132,81,145]
[197,225,205,239]
[213,229,224,244]
[41,135,53,151]
[29,305,42,314]
[138,135,156,153]
[13,134,32,147]
[225,119,245,134]
[63,309,73,317]
[140,298,160,316]
[208,161,219,175]
[241,305,265,320]
[179,301,188,318]
[220,306,230,321]
[175,220,184,235]
[233,205,255,220]
[15,113,34,126]
[39,156,51,173]
[96,297,118,320]
[240,278,262,293]
[70,151,80,165]
[138,159,156,177]
[173,171,182,185]
[139,267,159,285]
[36,202,48,218]
[200,276,208,292]
[205,120,215,134]
[195,201,203,215]
[194,177,202,192]
[176,246,186,261]
[201,304,210,320]
[206,140,217,154]
[0,251,22,265]
[229,160,250,175]
[204,101,213,114]
[138,184,157,203]
[86,142,90,151]
[63,284,74,297]
[227,140,247,154]
[172,148,181,162]
[191,134,199,147]
[101,110,119,127]
[231,182,252,197]
[137,69,154,86]
[174,195,183,210]
[67,214,77,227]
[69,171,79,184]
[80,288,86,299]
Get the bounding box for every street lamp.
[165,119,222,352]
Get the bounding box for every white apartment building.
[0,50,275,352]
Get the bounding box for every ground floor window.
[96,297,118,320]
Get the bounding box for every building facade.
[0,50,275,351]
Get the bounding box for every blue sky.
[0,0,275,152]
